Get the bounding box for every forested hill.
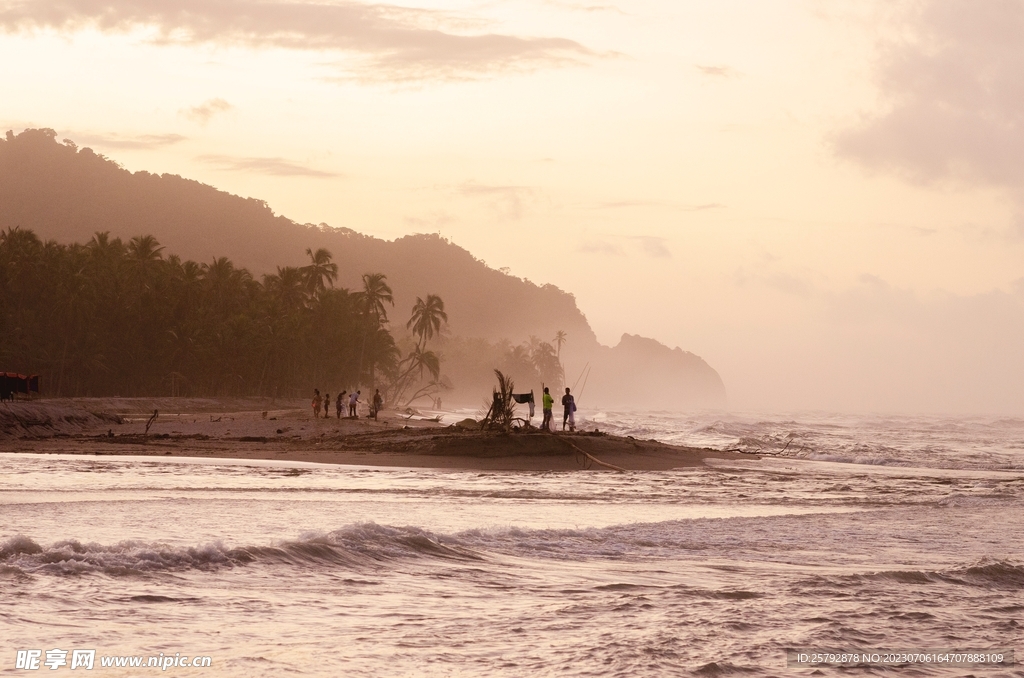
[0,128,596,347]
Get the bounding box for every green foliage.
[0,227,403,397]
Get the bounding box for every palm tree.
[302,247,337,301]
[554,329,568,385]
[408,346,440,382]
[531,341,561,386]
[358,273,394,325]
[263,266,306,313]
[87,231,124,257]
[406,294,447,350]
[128,235,164,263]
[356,272,394,388]
[554,330,567,360]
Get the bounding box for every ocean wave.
[6,518,1022,587]
[0,519,756,576]
[806,559,1024,591]
[585,411,1024,472]
[0,525,482,576]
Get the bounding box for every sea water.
[1,412,1022,676]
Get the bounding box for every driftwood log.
[560,436,626,473]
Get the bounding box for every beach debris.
[481,370,517,431]
[560,437,626,473]
[144,409,159,435]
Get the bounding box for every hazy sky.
[3,0,1023,414]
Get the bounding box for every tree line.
[0,227,448,400]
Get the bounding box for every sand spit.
[0,398,754,471]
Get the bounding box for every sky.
[2,0,1024,415]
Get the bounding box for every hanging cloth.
[511,392,535,417]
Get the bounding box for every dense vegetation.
[0,128,597,347]
[0,128,728,409]
[0,227,567,402]
[0,227,437,399]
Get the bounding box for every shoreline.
[0,398,756,471]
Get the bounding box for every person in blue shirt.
[562,387,576,432]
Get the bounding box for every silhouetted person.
[562,387,576,432]
[542,387,553,432]
[349,390,360,417]
[323,393,330,419]
[336,391,345,419]
[372,389,383,420]
[312,389,322,418]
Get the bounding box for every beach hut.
[0,373,40,401]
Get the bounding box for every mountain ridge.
[0,128,726,409]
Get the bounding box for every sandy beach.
[0,397,753,471]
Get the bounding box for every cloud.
[578,239,623,255]
[0,0,594,81]
[594,199,666,209]
[696,64,739,78]
[733,268,813,298]
[73,132,187,149]
[833,1,1024,210]
[578,232,670,257]
[458,181,535,220]
[404,211,456,229]
[629,235,670,258]
[181,98,233,124]
[197,154,339,177]
[542,0,625,13]
[590,200,725,211]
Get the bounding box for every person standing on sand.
[336,391,345,419]
[562,387,576,432]
[312,389,322,418]
[349,390,360,417]
[323,393,330,419]
[542,387,553,431]
[372,389,383,421]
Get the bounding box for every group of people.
[311,388,384,420]
[540,386,577,432]
[311,384,577,430]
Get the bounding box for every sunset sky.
[3,0,1023,414]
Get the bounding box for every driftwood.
[144,409,159,435]
[559,436,626,473]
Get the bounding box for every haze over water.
[2,411,1022,676]
[3,0,1024,673]
[3,0,1024,413]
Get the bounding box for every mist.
[2,0,1023,414]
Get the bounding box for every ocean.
[1,411,1022,676]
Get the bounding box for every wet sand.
[0,398,755,471]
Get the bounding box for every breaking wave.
[806,560,1024,590]
[0,524,483,576]
[585,411,1024,471]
